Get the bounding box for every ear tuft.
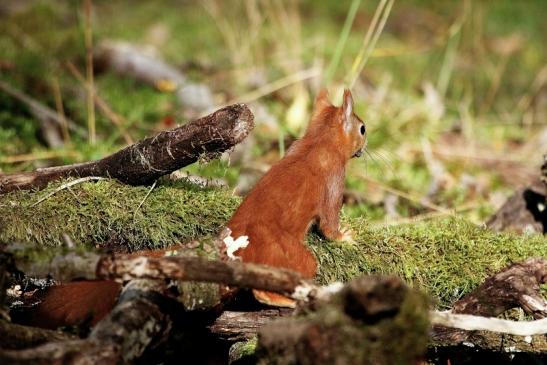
[314,88,331,111]
[342,89,354,122]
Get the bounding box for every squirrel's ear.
[342,89,354,123]
[314,88,331,111]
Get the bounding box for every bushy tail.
[16,280,121,329]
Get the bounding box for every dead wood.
[208,309,292,342]
[0,103,254,193]
[8,246,308,299]
[3,243,431,364]
[486,182,546,234]
[452,258,547,318]
[430,329,547,355]
[433,258,547,345]
[487,154,547,234]
[0,279,171,365]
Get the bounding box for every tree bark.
[0,103,254,193]
[208,309,292,342]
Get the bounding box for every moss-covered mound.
[0,179,240,251]
[311,219,547,308]
[1,178,546,308]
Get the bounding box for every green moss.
[1,179,546,309]
[311,217,547,308]
[229,337,258,364]
[0,179,240,251]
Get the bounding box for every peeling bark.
[0,103,254,193]
[452,258,547,318]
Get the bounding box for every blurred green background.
[0,0,545,225]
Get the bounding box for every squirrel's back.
[228,89,366,279]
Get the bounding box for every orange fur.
[19,245,185,329]
[19,89,367,326]
[19,280,122,329]
[227,89,366,300]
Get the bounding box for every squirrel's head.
[310,88,367,160]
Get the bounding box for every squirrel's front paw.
[335,227,357,245]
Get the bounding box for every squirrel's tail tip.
[252,289,296,308]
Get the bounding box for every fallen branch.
[13,247,311,300]
[0,103,254,193]
[0,80,86,146]
[9,243,547,360]
[431,312,547,336]
[432,257,547,347]
[451,257,547,318]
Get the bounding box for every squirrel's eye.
[360,124,365,135]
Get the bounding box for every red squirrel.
[227,88,366,306]
[17,88,366,328]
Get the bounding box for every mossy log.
[1,178,547,309]
[0,103,254,193]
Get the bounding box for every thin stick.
[67,61,134,145]
[430,311,547,336]
[0,150,79,164]
[134,180,157,217]
[84,0,96,145]
[31,176,104,207]
[51,77,71,144]
[225,67,320,105]
[371,202,478,227]
[358,173,451,214]
[0,80,86,137]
